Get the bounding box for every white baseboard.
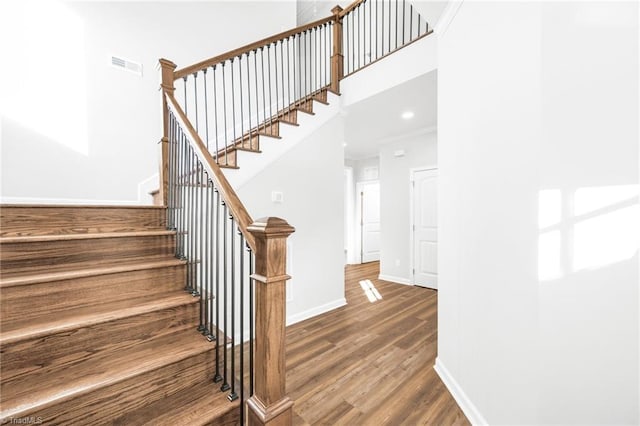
[286,298,347,326]
[378,274,412,286]
[434,357,488,426]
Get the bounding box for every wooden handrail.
[163,91,256,251]
[338,0,366,17]
[174,15,334,80]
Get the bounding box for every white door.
[412,169,438,288]
[356,181,380,263]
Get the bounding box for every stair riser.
[1,264,186,323]
[0,207,166,237]
[1,349,217,425]
[258,121,280,137]
[0,235,176,275]
[216,149,237,168]
[1,300,200,386]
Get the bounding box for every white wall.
[340,33,437,107]
[379,130,437,283]
[0,1,296,204]
[238,116,346,325]
[437,2,638,425]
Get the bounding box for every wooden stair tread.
[118,378,240,425]
[1,292,197,344]
[0,330,215,420]
[0,204,165,209]
[0,257,185,287]
[0,230,175,244]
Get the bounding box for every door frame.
[355,180,380,264]
[409,166,438,286]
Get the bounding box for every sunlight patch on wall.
[538,185,639,282]
[0,0,88,155]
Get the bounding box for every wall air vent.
[110,55,143,76]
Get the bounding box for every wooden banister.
[338,0,366,17]
[174,15,334,80]
[163,91,256,251]
[246,217,295,426]
[158,59,177,207]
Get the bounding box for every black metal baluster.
[213,188,222,383]
[267,44,273,132]
[190,147,197,296]
[245,52,252,149]
[418,13,423,36]
[351,12,355,73]
[221,62,229,165]
[248,246,254,396]
[238,55,245,150]
[388,0,391,54]
[167,114,174,229]
[260,48,266,128]
[212,65,220,162]
[193,72,199,133]
[197,162,205,333]
[315,27,319,93]
[296,33,301,101]
[395,0,399,49]
[307,30,311,97]
[185,145,194,294]
[369,0,372,64]
[230,58,237,158]
[286,37,292,108]
[252,50,259,135]
[203,171,210,336]
[183,143,190,291]
[381,0,385,57]
[279,40,285,121]
[301,31,306,98]
[228,214,237,401]
[203,69,210,149]
[355,3,362,69]
[402,0,406,44]
[324,24,328,87]
[183,76,188,116]
[273,44,279,123]
[221,201,229,392]
[239,231,246,424]
[345,14,349,75]
[177,128,184,257]
[410,4,413,41]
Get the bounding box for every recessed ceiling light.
[401,111,415,120]
[343,143,347,147]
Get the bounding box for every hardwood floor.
[285,262,469,426]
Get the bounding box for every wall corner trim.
[434,0,464,37]
[378,274,412,286]
[434,357,489,426]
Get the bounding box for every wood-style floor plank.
[286,262,469,426]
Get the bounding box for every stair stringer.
[223,91,341,189]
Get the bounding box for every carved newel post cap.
[158,58,177,69]
[247,217,295,237]
[331,5,343,15]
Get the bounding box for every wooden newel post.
[247,217,295,426]
[158,58,177,207]
[330,5,344,94]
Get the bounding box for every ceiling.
[343,70,437,159]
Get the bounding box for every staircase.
[0,1,432,424]
[0,205,239,425]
